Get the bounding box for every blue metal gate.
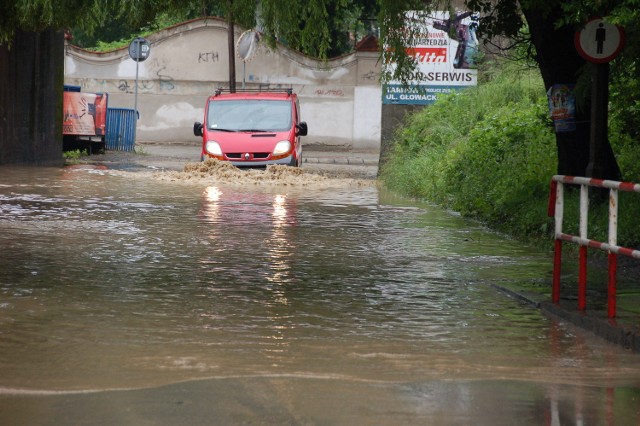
[106,108,136,152]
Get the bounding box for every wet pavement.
[129,141,640,354]
[0,142,639,424]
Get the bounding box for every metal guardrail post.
[549,175,640,317]
[549,180,562,304]
[608,188,619,318]
[578,184,589,311]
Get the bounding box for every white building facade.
[64,18,382,151]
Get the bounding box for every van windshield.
[207,99,292,132]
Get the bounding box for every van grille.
[225,153,270,160]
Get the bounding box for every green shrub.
[446,102,556,225]
[382,60,640,248]
[63,149,87,162]
[381,63,559,243]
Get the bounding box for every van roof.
[210,88,295,101]
[210,92,294,102]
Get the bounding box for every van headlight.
[205,140,223,156]
[272,140,291,156]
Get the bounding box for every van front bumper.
[202,154,295,167]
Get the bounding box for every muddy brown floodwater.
[0,159,639,425]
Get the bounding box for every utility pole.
[575,17,625,180]
[227,1,236,93]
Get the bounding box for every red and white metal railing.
[548,175,640,318]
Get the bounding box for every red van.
[193,89,308,167]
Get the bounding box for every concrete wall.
[64,18,382,151]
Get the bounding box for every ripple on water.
[0,166,639,400]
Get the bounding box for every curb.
[303,157,378,166]
[540,301,640,353]
[138,141,200,147]
[492,284,640,353]
[138,141,380,167]
[490,284,542,308]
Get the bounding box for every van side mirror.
[193,122,203,137]
[296,121,308,136]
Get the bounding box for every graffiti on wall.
[198,51,220,63]
[73,78,108,91]
[314,89,345,97]
[361,71,378,81]
[116,69,176,93]
[118,80,132,93]
[157,67,175,91]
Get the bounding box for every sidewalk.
[300,144,380,166]
[137,140,380,166]
[493,255,640,353]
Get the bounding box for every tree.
[0,1,113,165]
[469,0,629,180]
[384,0,639,180]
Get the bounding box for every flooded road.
[1,164,639,425]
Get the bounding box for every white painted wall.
[64,18,382,150]
[353,86,383,150]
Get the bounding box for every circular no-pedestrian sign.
[575,17,625,63]
[129,37,151,62]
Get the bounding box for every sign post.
[236,30,260,89]
[575,18,625,179]
[575,18,625,64]
[128,37,151,147]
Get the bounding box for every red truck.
[63,85,108,153]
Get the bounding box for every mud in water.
[129,158,376,188]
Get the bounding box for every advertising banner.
[63,92,108,136]
[547,84,576,133]
[383,10,479,105]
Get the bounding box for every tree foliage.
[1,0,379,59]
[0,1,108,43]
[3,0,639,80]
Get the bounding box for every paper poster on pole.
[383,10,479,105]
[547,84,576,133]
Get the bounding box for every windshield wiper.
[210,128,238,132]
[238,129,270,132]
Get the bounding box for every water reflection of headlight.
[272,194,287,225]
[202,186,222,224]
[205,186,222,202]
[267,194,292,294]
